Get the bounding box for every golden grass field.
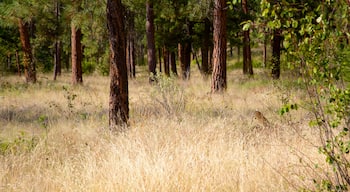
[0,67,331,191]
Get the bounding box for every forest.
[0,0,350,191]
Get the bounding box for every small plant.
[0,132,39,155]
[62,86,77,114]
[151,73,186,116]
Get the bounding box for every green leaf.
[316,14,323,23]
[242,22,251,31]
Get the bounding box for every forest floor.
[0,67,329,191]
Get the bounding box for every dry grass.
[0,69,327,191]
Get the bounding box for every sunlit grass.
[0,67,326,191]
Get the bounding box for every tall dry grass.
[0,69,327,191]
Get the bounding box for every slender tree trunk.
[211,0,227,92]
[163,47,170,76]
[242,0,253,75]
[201,18,210,76]
[7,53,11,70]
[263,31,267,68]
[71,24,83,84]
[180,22,192,80]
[272,29,281,79]
[237,45,240,63]
[18,18,36,83]
[15,50,21,76]
[158,48,162,73]
[107,0,129,130]
[53,0,61,80]
[53,40,61,80]
[170,50,177,76]
[146,1,156,82]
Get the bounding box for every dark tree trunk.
[158,48,162,73]
[211,0,227,92]
[146,1,156,82]
[126,12,136,78]
[53,0,61,80]
[237,45,240,63]
[242,0,253,75]
[7,53,11,70]
[170,50,177,76]
[201,18,210,76]
[53,40,61,80]
[163,47,170,76]
[272,29,281,79]
[107,0,129,130]
[180,22,192,80]
[18,18,36,83]
[263,31,267,68]
[71,24,83,84]
[15,50,21,76]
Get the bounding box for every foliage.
[261,0,350,190]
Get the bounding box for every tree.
[18,18,36,83]
[107,0,129,130]
[53,0,61,81]
[211,0,227,92]
[0,0,37,83]
[146,0,156,82]
[242,0,253,75]
[71,23,83,84]
[271,29,281,79]
[71,1,83,84]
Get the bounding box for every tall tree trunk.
[18,18,36,83]
[158,48,162,73]
[71,24,83,84]
[107,0,129,130]
[237,45,240,63]
[127,18,136,78]
[170,50,177,76]
[7,53,11,70]
[16,50,21,76]
[242,0,253,75]
[146,1,156,82]
[201,18,210,76]
[272,29,281,79]
[211,0,227,92]
[53,40,61,80]
[180,22,192,80]
[263,31,267,68]
[53,0,61,80]
[163,46,170,76]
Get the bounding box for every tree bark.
[126,13,136,78]
[53,40,61,80]
[170,50,177,76]
[211,0,227,92]
[71,24,83,84]
[272,29,281,79]
[201,18,210,76]
[15,50,21,76]
[146,1,156,82]
[263,30,267,68]
[107,0,129,130]
[18,18,36,83]
[242,0,253,75]
[180,22,192,80]
[163,46,170,76]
